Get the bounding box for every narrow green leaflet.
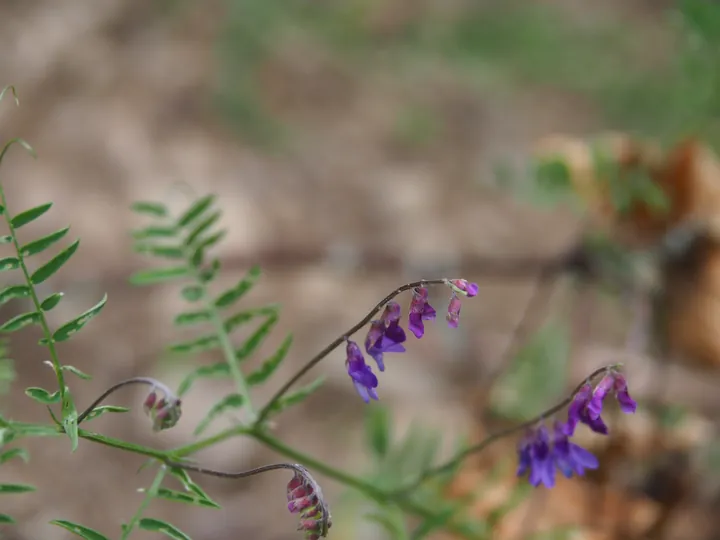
[138,518,191,540]
[0,284,31,305]
[82,405,129,422]
[154,487,221,509]
[177,363,229,397]
[9,424,59,437]
[130,266,189,286]
[184,211,221,247]
[177,194,216,227]
[30,239,80,285]
[60,365,92,380]
[0,448,30,464]
[181,285,203,302]
[50,520,110,540]
[0,311,41,333]
[214,265,261,308]
[131,201,168,218]
[25,387,60,404]
[52,294,108,342]
[62,391,79,452]
[10,202,52,229]
[0,235,11,244]
[20,227,69,257]
[198,258,220,283]
[168,334,220,355]
[193,230,226,254]
[132,226,177,240]
[235,313,278,361]
[0,484,36,493]
[0,514,15,524]
[134,244,184,259]
[174,310,212,326]
[40,292,64,311]
[168,468,217,503]
[194,394,244,435]
[0,257,20,271]
[224,305,278,333]
[247,334,293,385]
[266,377,325,416]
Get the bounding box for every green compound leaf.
[50,520,110,540]
[139,518,191,540]
[0,448,29,464]
[235,313,278,362]
[214,265,261,308]
[52,294,108,342]
[181,285,203,302]
[132,226,178,241]
[82,405,129,422]
[247,334,292,385]
[129,266,189,286]
[194,394,244,436]
[154,487,221,509]
[62,391,79,452]
[168,334,219,355]
[0,483,36,494]
[178,194,215,228]
[20,227,69,257]
[40,292,64,311]
[0,311,41,333]
[134,244,185,260]
[30,239,80,285]
[60,365,92,380]
[0,284,31,305]
[10,202,52,229]
[266,376,325,416]
[131,201,168,218]
[0,235,12,244]
[0,257,20,271]
[174,310,212,326]
[0,514,15,524]
[185,211,221,247]
[177,363,229,397]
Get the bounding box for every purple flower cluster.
[346,280,478,402]
[516,370,637,488]
[287,471,331,539]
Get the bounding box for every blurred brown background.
[2,1,720,539]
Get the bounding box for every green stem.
[78,430,171,461]
[173,425,255,457]
[0,185,66,396]
[121,464,167,540]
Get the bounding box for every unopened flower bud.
[447,279,479,297]
[446,293,462,328]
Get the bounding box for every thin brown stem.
[254,278,448,426]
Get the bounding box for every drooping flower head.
[364,302,407,371]
[286,468,332,539]
[408,287,436,338]
[143,389,182,432]
[345,340,379,403]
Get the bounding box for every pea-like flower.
[566,370,636,437]
[447,279,479,297]
[364,302,407,371]
[345,340,379,403]
[551,421,599,478]
[408,287,436,338]
[446,293,463,328]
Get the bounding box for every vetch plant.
[0,86,638,539]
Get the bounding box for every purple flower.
[613,372,637,414]
[586,371,638,423]
[446,293,462,328]
[364,303,407,371]
[286,472,331,539]
[516,426,556,488]
[565,383,609,436]
[408,287,436,338]
[551,421,598,478]
[345,340,379,403]
[448,279,479,297]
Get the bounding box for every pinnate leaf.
[214,265,261,308]
[194,394,244,435]
[178,194,215,227]
[154,487,221,509]
[177,363,229,397]
[10,203,52,229]
[0,284,31,305]
[247,334,293,385]
[131,201,168,218]
[139,518,191,540]
[52,294,107,342]
[30,239,80,284]
[50,520,110,540]
[130,266,189,285]
[0,483,35,494]
[0,257,20,271]
[40,292,64,311]
[0,311,41,333]
[235,313,278,362]
[266,377,325,416]
[20,227,69,256]
[168,334,219,355]
[0,448,29,464]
